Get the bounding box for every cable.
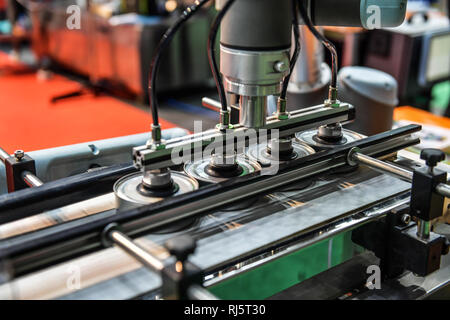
[297,0,338,99]
[207,0,236,113]
[148,0,210,129]
[280,0,301,100]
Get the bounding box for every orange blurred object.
[394,106,450,129]
[0,51,176,153]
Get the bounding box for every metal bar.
[202,97,221,111]
[22,171,44,187]
[187,284,219,300]
[417,220,431,239]
[135,103,354,170]
[353,151,450,198]
[0,163,136,224]
[436,183,450,198]
[202,97,239,112]
[109,230,164,272]
[0,125,421,273]
[0,193,116,240]
[352,152,414,181]
[0,147,10,163]
[109,230,218,300]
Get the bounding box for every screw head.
[14,150,24,161]
[274,61,288,73]
[401,214,411,225]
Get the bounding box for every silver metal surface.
[184,155,261,183]
[114,172,199,210]
[239,96,267,128]
[274,61,289,73]
[268,138,293,154]
[246,140,315,167]
[202,97,223,111]
[210,152,238,168]
[142,168,173,189]
[21,171,44,188]
[0,193,116,240]
[109,230,164,272]
[352,150,450,199]
[317,123,343,140]
[220,46,290,97]
[417,219,431,239]
[401,214,411,225]
[436,183,450,198]
[289,26,329,90]
[352,152,414,181]
[296,128,363,149]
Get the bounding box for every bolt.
[14,150,24,161]
[401,214,411,225]
[274,61,288,73]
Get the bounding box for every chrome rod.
[417,219,431,239]
[352,151,414,181]
[436,183,450,198]
[351,152,450,198]
[22,171,44,187]
[352,150,450,198]
[202,97,221,111]
[109,230,218,300]
[202,97,239,112]
[109,230,164,272]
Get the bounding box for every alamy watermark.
[366,265,381,290]
[66,5,81,30]
[366,5,382,30]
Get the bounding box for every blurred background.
[0,0,449,156]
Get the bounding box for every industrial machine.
[29,0,215,99]
[0,0,449,300]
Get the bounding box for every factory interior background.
[0,0,448,155]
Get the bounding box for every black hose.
[297,0,338,90]
[148,0,210,127]
[207,0,236,113]
[280,0,301,100]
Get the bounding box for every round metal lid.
[184,155,261,183]
[295,129,364,150]
[245,141,316,167]
[114,171,199,209]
